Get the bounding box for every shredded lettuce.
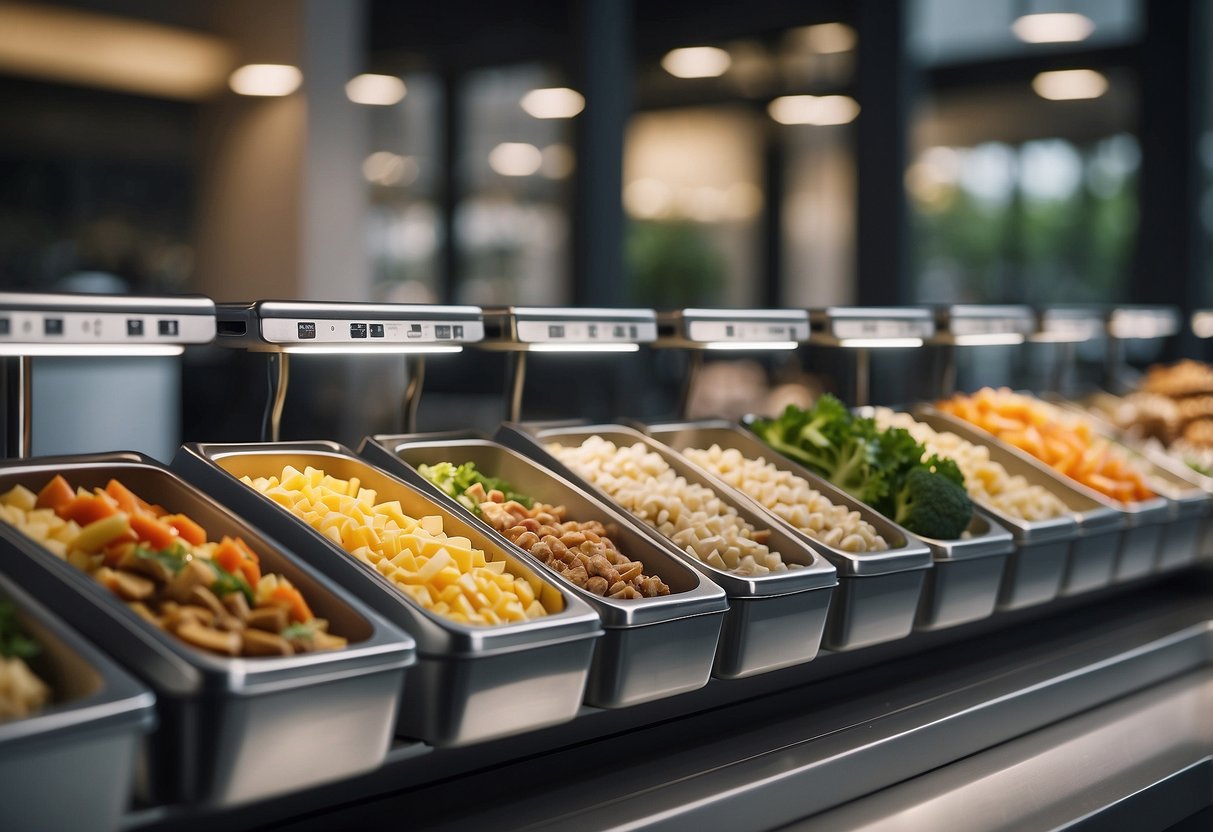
[416,461,534,515]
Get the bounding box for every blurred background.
[0,0,1205,455]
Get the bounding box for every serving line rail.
[121,569,1213,831]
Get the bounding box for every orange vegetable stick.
[270,585,312,623]
[36,475,76,512]
[214,537,244,575]
[130,514,178,550]
[941,388,1156,503]
[60,494,119,526]
[104,479,154,516]
[164,514,207,546]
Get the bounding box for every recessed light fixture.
[521,87,585,118]
[489,143,543,177]
[345,73,406,105]
[229,64,302,97]
[796,22,857,54]
[1032,68,1108,100]
[1012,12,1095,43]
[768,94,860,125]
[661,46,731,79]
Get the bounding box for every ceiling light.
[521,87,584,118]
[799,22,857,54]
[1012,12,1095,43]
[661,46,731,79]
[0,3,233,100]
[488,143,542,177]
[362,152,418,186]
[527,343,640,353]
[345,73,406,105]
[229,64,302,97]
[0,344,185,357]
[1031,69,1107,101]
[768,94,860,125]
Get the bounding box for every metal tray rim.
[499,422,880,587]
[360,433,731,627]
[646,419,1014,563]
[183,441,603,655]
[913,407,1144,535]
[0,453,416,691]
[0,569,156,748]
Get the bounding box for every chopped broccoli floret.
[893,466,973,540]
[750,399,889,505]
[749,396,975,540]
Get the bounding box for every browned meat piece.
[176,621,241,656]
[241,629,294,656]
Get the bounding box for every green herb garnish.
[133,541,191,574]
[416,461,534,515]
[281,622,316,643]
[211,562,255,606]
[0,600,40,660]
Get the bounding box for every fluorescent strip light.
[280,345,463,355]
[702,340,800,351]
[1032,69,1107,101]
[521,87,585,119]
[661,47,731,79]
[1192,312,1213,339]
[835,338,924,349]
[1028,330,1094,344]
[229,64,302,97]
[768,94,860,126]
[345,73,406,105]
[0,344,184,357]
[1012,13,1094,44]
[526,343,640,353]
[489,142,543,177]
[950,333,1026,347]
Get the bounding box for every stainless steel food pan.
[911,411,1095,610]
[172,441,601,746]
[916,408,1157,596]
[359,432,728,704]
[1134,461,1210,575]
[0,569,155,832]
[1043,394,1212,574]
[497,422,855,662]
[644,419,947,645]
[906,508,1013,631]
[0,453,413,809]
[650,419,1014,633]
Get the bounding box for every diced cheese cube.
[432,566,461,589]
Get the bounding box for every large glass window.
[456,65,575,306]
[364,72,443,303]
[623,105,764,308]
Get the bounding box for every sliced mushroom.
[222,591,251,622]
[167,606,216,633]
[166,558,216,603]
[99,568,156,601]
[187,585,227,618]
[246,605,289,633]
[176,621,240,656]
[241,628,293,656]
[119,550,175,584]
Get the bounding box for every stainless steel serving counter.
[122,567,1213,832]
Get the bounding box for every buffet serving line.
[0,293,1211,832]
